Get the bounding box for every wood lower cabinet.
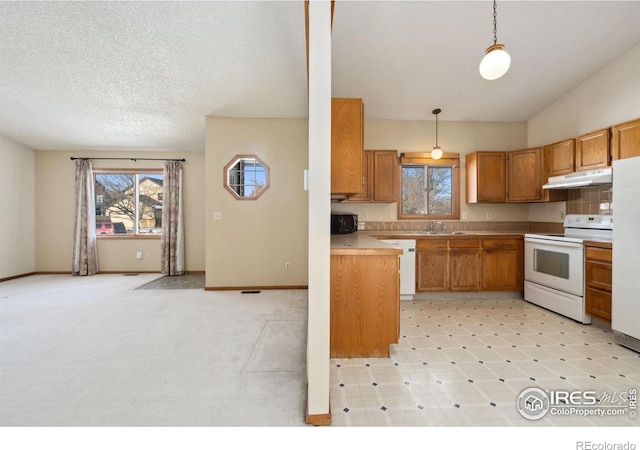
[417,236,521,292]
[585,243,612,321]
[330,252,400,358]
[611,117,640,161]
[576,128,610,171]
[417,240,448,291]
[450,239,481,291]
[481,238,524,291]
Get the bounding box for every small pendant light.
[431,108,443,160]
[479,0,510,80]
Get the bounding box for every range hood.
[543,167,613,189]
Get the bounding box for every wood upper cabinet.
[481,238,523,291]
[372,150,398,202]
[544,139,575,177]
[585,243,612,321]
[507,148,543,202]
[465,151,506,203]
[506,147,567,203]
[611,117,640,161]
[346,150,372,202]
[347,150,398,202]
[576,128,610,171]
[331,98,364,196]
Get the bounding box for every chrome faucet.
[429,221,446,233]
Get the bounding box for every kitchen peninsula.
[330,230,526,358]
[330,234,402,358]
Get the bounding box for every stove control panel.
[564,214,613,230]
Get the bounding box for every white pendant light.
[479,0,510,80]
[431,108,443,160]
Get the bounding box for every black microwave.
[331,212,358,235]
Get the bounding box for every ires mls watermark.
[516,387,637,421]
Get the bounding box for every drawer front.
[586,287,612,321]
[586,247,612,263]
[482,238,520,249]
[450,239,480,249]
[585,260,612,291]
[418,239,448,250]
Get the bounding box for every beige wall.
[526,42,640,222]
[35,150,205,273]
[0,135,36,279]
[528,42,640,147]
[331,118,531,222]
[205,117,309,288]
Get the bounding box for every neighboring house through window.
[94,170,163,235]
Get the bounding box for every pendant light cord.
[493,0,498,46]
[432,108,441,147]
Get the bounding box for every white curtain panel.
[161,161,185,276]
[72,159,98,276]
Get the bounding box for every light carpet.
[0,274,309,426]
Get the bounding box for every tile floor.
[330,296,640,427]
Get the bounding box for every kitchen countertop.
[331,233,403,255]
[331,230,525,255]
[367,231,525,239]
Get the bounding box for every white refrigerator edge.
[612,156,640,353]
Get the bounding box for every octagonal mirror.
[223,154,270,200]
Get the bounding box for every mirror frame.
[223,154,270,200]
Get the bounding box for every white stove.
[525,214,613,243]
[524,214,613,324]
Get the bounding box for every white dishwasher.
[380,239,416,300]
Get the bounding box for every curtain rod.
[70,157,186,162]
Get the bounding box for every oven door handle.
[524,237,584,249]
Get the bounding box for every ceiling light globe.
[479,44,511,80]
[431,147,443,160]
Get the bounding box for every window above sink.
[398,152,460,221]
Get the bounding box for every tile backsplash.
[566,185,612,215]
[360,220,564,234]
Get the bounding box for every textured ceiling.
[1,1,640,153]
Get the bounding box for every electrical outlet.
[390,212,396,220]
[213,212,222,221]
[146,252,152,259]
[362,212,369,220]
[560,211,565,220]
[462,212,468,220]
[486,212,492,220]
[284,262,291,271]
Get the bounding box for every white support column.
[306,0,332,423]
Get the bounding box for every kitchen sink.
[406,231,467,235]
